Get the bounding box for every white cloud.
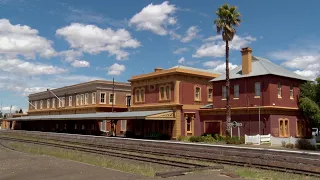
[206,62,238,74]
[178,57,185,64]
[169,30,181,40]
[107,63,126,75]
[59,49,83,62]
[193,35,256,58]
[268,46,320,80]
[203,60,223,68]
[71,60,90,68]
[129,1,177,35]
[0,19,56,59]
[173,47,188,54]
[0,58,67,75]
[56,23,141,60]
[181,26,200,43]
[1,105,19,112]
[204,35,221,42]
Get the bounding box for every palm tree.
[214,4,241,136]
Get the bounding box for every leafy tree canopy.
[299,77,320,125]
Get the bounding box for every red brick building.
[200,47,310,137]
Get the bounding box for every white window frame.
[121,120,127,131]
[61,97,65,107]
[29,101,33,110]
[69,96,72,107]
[80,94,84,105]
[52,98,55,108]
[109,93,116,105]
[92,92,96,104]
[100,92,106,104]
[125,94,131,105]
[47,99,50,109]
[85,93,89,105]
[40,100,43,109]
[194,86,201,101]
[35,101,38,110]
[234,84,239,98]
[290,85,294,99]
[222,86,226,100]
[76,95,80,106]
[278,82,282,98]
[207,87,213,102]
[101,120,106,131]
[255,82,261,97]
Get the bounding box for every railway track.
[1,130,320,178]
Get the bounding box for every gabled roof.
[211,56,309,81]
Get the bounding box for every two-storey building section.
[128,66,219,139]
[200,47,310,137]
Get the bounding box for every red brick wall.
[180,82,210,105]
[200,114,271,136]
[212,75,305,108]
[132,82,175,105]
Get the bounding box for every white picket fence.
[245,134,317,146]
[245,134,271,145]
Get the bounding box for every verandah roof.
[6,110,175,121]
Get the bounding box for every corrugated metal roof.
[170,65,219,74]
[7,110,172,121]
[200,104,213,109]
[211,56,309,81]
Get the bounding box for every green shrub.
[281,141,286,147]
[285,143,295,149]
[225,136,244,144]
[295,139,317,150]
[189,136,205,142]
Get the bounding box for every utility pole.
[112,78,114,113]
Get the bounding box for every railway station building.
[5,47,312,139]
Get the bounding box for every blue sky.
[0,0,319,112]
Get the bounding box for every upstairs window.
[76,95,80,106]
[46,99,49,109]
[159,85,171,101]
[85,93,89,105]
[135,89,140,102]
[290,85,294,99]
[194,86,201,101]
[61,97,65,107]
[40,100,43,109]
[234,84,239,98]
[52,99,55,108]
[208,87,213,102]
[69,96,72,107]
[109,93,115,104]
[255,82,261,97]
[222,86,226,99]
[35,101,38,110]
[100,92,106,104]
[126,95,131,106]
[80,94,84,105]
[29,101,33,110]
[278,83,282,98]
[92,92,96,104]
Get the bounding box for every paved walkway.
[0,146,244,180]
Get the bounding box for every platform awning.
[6,110,176,121]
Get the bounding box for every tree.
[19,109,23,114]
[299,77,320,126]
[214,4,241,136]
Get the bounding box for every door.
[204,121,221,135]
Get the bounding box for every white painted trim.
[100,92,106,104]
[109,92,116,105]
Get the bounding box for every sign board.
[227,121,242,128]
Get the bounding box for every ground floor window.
[121,120,126,131]
[279,118,289,137]
[101,120,106,131]
[184,114,195,135]
[297,119,306,137]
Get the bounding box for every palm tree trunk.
[225,40,231,137]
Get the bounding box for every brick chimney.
[154,68,163,72]
[241,47,253,75]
